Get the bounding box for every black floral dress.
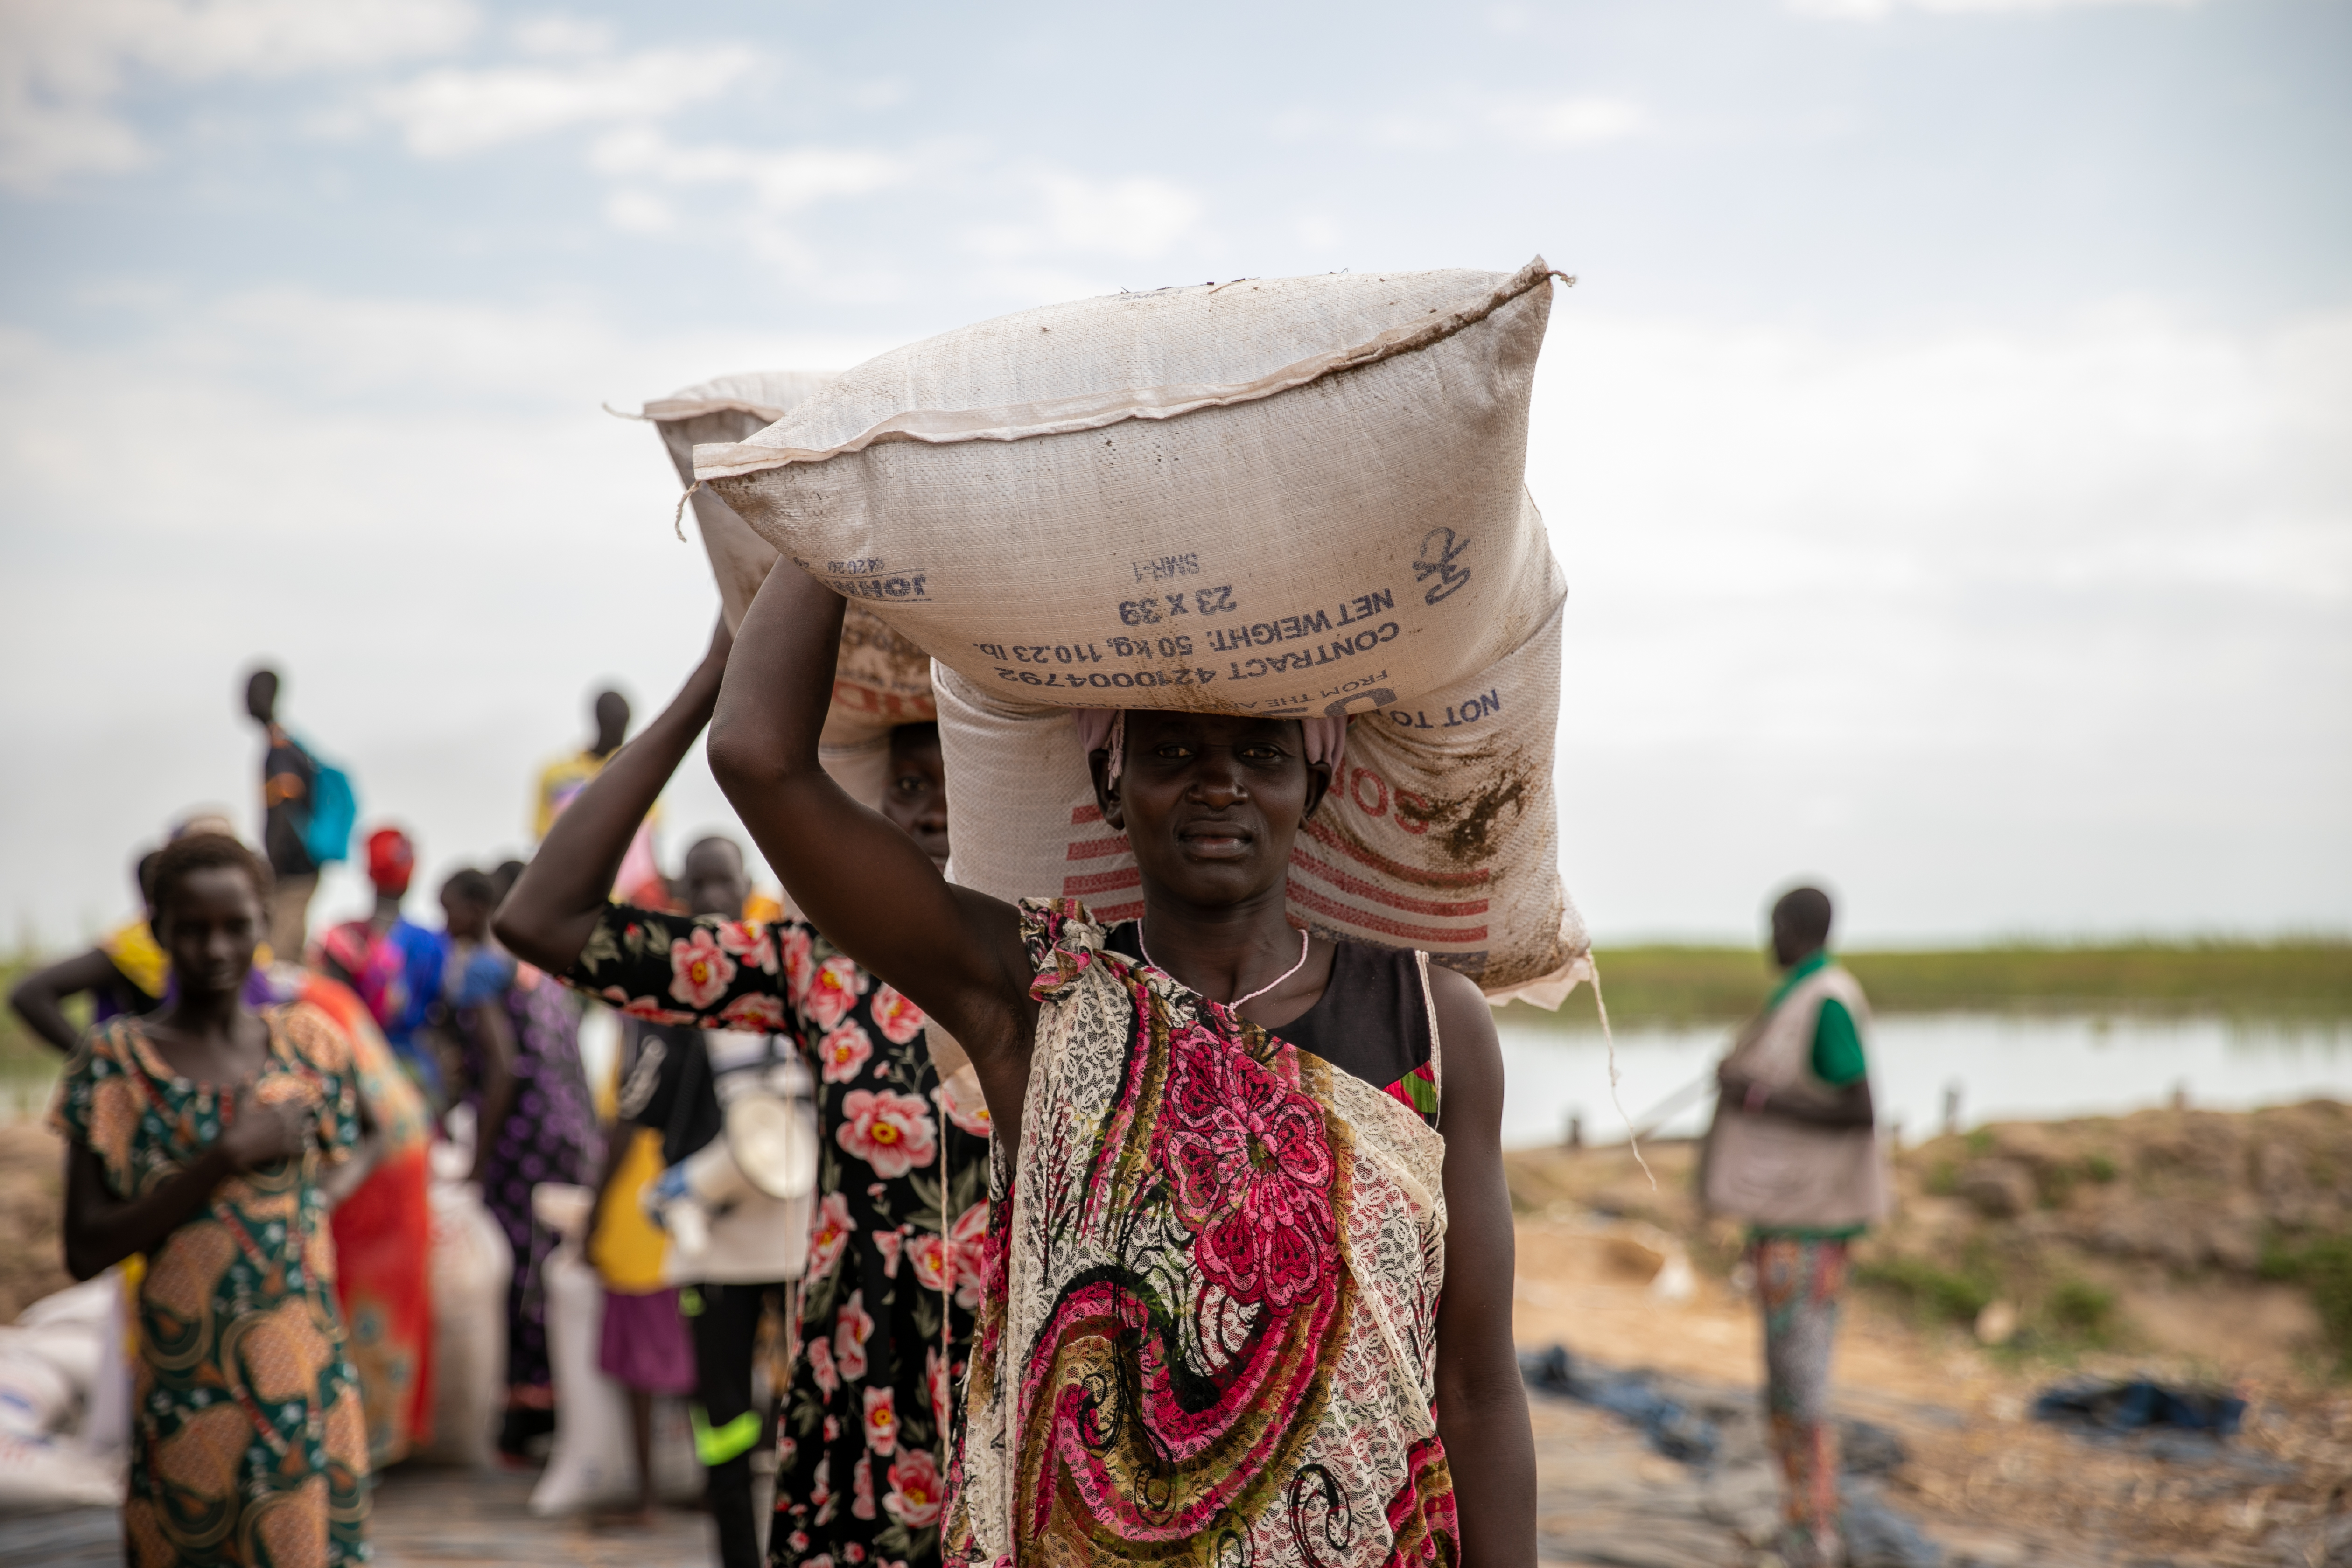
[563,907,989,1568]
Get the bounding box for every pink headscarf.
[1071,708,1349,787]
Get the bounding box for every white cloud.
[0,0,475,189]
[511,14,613,57]
[374,44,756,157]
[603,186,674,233]
[967,172,1206,262]
[1489,96,1651,147]
[0,289,899,945]
[587,127,907,215]
[1793,0,2208,17]
[1530,304,2352,937]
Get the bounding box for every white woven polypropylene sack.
[697,259,1568,722]
[639,372,937,808]
[936,597,1585,997]
[413,1177,510,1467]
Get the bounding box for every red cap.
[365,827,415,896]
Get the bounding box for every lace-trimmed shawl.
[946,899,1457,1568]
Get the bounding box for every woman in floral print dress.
[498,622,986,1568]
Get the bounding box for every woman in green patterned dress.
[55,832,375,1568]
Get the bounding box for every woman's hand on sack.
[218,1099,312,1172]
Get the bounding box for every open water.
[1498,1011,2352,1149]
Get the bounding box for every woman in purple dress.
[439,867,600,1457]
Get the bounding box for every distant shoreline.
[5,941,2348,1066]
[1506,940,2352,1028]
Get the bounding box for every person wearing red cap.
[317,826,452,1103]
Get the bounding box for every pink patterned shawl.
[944,900,1456,1568]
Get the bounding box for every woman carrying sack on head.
[710,567,1533,1568]
[498,621,988,1568]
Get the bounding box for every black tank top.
[1104,924,1437,1127]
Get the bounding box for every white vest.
[1700,964,1890,1230]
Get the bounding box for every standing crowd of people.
[14,607,1887,1568]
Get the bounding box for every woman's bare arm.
[1427,966,1537,1568]
[706,563,1033,1090]
[10,951,122,1054]
[495,622,729,974]
[463,1001,516,1186]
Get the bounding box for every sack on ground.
[637,371,935,810]
[530,1242,700,1516]
[413,1175,510,1467]
[697,259,1567,722]
[0,1275,131,1512]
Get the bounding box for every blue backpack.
[300,746,358,867]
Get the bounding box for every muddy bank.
[0,1119,70,1322]
[1507,1102,2352,1566]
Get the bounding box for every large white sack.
[698,259,1567,721]
[531,1242,699,1516]
[937,598,1586,997]
[637,371,936,810]
[0,1432,121,1512]
[413,1176,510,1467]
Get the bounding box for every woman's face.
[1099,713,1330,909]
[883,735,951,868]
[441,890,489,942]
[157,866,263,998]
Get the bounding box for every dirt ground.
[1508,1121,2352,1567]
[4,1106,2349,1566]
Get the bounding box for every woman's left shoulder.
[272,999,356,1073]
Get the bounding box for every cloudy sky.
[1,0,2345,950]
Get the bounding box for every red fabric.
[331,1145,436,1455]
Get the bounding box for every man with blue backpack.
[244,666,357,959]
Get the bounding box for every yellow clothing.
[533,750,609,841]
[590,1127,671,1294]
[96,918,166,1002]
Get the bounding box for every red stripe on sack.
[1063,866,1141,897]
[1287,882,1488,946]
[1065,835,1133,861]
[1071,805,1105,826]
[1092,900,1146,922]
[1289,848,1491,918]
[1301,818,1491,889]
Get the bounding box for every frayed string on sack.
[1590,959,1655,1191]
[601,402,651,421]
[671,480,702,542]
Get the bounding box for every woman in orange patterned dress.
[54,833,375,1568]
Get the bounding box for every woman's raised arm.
[706,564,1031,1082]
[495,621,730,973]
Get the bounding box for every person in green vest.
[1701,885,1887,1568]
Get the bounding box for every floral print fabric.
[945,900,1458,1568]
[50,1005,370,1568]
[563,906,988,1568]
